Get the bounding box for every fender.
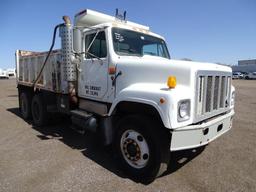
[108,83,173,129]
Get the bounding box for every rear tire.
[31,94,48,126]
[114,115,170,182]
[20,92,32,120]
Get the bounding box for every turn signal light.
[160,97,165,104]
[108,66,116,74]
[167,76,176,88]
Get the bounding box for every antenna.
[115,9,127,21]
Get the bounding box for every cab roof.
[74,9,165,40]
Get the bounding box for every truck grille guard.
[195,71,232,122]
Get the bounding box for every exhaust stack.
[60,16,78,105]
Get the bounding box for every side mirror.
[73,28,82,53]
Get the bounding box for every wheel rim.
[120,129,150,169]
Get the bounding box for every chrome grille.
[196,72,231,121]
[213,76,219,110]
[205,76,212,112]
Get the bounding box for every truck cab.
[16,9,235,181]
[73,10,235,137]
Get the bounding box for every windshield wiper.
[120,48,138,53]
[119,48,142,56]
[144,51,157,56]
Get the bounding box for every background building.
[232,59,256,72]
[238,59,256,66]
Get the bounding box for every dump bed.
[16,50,62,93]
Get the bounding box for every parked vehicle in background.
[15,9,235,181]
[232,72,241,79]
[7,68,16,78]
[244,72,256,80]
[0,69,9,79]
[239,72,247,79]
[238,72,244,79]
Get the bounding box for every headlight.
[178,99,190,122]
[231,91,235,106]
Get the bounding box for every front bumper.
[170,110,234,151]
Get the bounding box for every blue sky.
[0,0,255,69]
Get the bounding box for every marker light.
[167,76,176,88]
[108,66,116,74]
[160,97,165,104]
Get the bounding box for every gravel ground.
[0,79,255,192]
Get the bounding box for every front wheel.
[114,115,170,182]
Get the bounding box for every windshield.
[112,28,170,59]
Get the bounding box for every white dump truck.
[16,9,235,181]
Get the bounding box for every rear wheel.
[19,92,32,120]
[115,115,170,182]
[31,94,48,126]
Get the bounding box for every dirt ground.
[0,79,255,192]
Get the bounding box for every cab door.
[78,30,109,101]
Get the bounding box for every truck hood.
[115,55,232,89]
[112,55,233,129]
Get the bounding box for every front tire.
[115,115,170,182]
[31,94,48,126]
